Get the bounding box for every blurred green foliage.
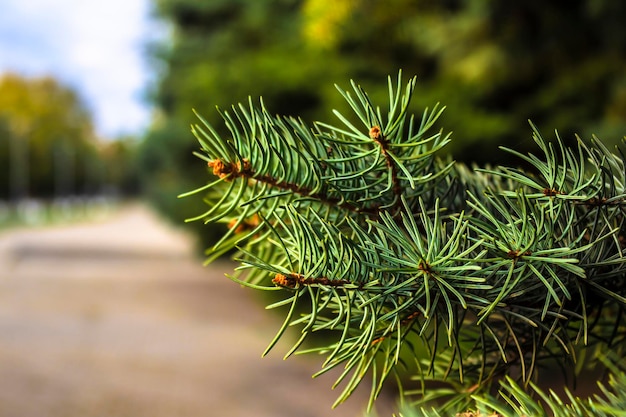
[0,73,141,201]
[0,73,97,198]
[142,0,626,246]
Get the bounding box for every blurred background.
[1,0,625,239]
[0,0,624,416]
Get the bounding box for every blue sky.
[0,0,166,138]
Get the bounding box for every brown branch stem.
[370,126,403,215]
[208,158,380,217]
[272,273,352,289]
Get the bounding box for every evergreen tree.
[184,73,626,416]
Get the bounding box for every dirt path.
[0,204,395,417]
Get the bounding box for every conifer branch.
[184,73,626,415]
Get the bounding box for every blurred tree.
[144,0,625,243]
[0,73,100,199]
[101,136,142,197]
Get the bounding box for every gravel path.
[0,204,395,417]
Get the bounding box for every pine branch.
[183,72,626,414]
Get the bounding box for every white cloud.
[0,0,164,138]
